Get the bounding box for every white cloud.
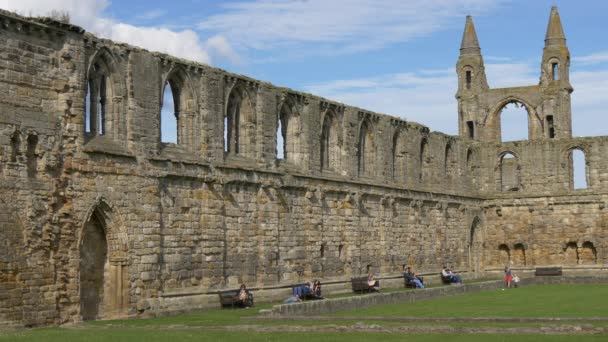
[573,51,608,66]
[199,0,506,56]
[205,35,242,65]
[0,0,215,64]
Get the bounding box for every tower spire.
[545,6,566,46]
[460,15,481,55]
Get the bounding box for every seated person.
[367,272,380,291]
[311,280,324,299]
[235,283,253,307]
[441,267,462,284]
[512,273,520,288]
[403,266,424,288]
[293,283,313,300]
[284,294,302,303]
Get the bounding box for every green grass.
[2,284,607,341]
[2,330,608,342]
[328,284,608,318]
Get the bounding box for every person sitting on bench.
[235,283,253,307]
[404,266,425,288]
[367,272,380,291]
[441,266,462,284]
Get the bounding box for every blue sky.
[2,1,607,147]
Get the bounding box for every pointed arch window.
[320,112,339,172]
[160,81,179,143]
[419,138,428,181]
[84,49,126,141]
[225,85,256,158]
[357,120,375,177]
[277,100,303,164]
[86,63,109,136]
[569,148,588,190]
[499,152,520,191]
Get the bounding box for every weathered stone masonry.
[0,6,605,327]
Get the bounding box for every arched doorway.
[468,217,482,274]
[80,202,129,321]
[80,210,108,321]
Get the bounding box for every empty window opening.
[276,114,286,160]
[500,153,520,191]
[10,132,20,163]
[443,143,452,177]
[357,121,374,177]
[551,62,559,80]
[320,113,339,172]
[85,63,109,137]
[570,148,587,189]
[419,138,428,181]
[320,243,325,258]
[465,70,472,89]
[357,126,367,176]
[546,115,555,138]
[499,101,529,142]
[466,121,474,139]
[223,116,229,152]
[26,135,38,178]
[338,244,344,260]
[160,82,178,144]
[226,88,255,158]
[85,84,92,133]
[392,130,406,181]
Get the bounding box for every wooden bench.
[218,290,254,308]
[535,267,562,276]
[404,276,424,289]
[351,277,379,293]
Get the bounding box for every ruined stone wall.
[0,8,606,328]
[0,12,481,326]
[476,137,608,269]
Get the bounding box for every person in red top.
[504,266,513,288]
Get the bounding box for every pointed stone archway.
[468,217,483,274]
[79,199,129,321]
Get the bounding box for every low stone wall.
[139,271,473,317]
[261,275,608,317]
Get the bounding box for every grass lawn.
[329,284,608,318]
[1,283,607,341]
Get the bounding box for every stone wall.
[0,11,481,326]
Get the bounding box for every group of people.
[285,280,324,303]
[504,266,520,288]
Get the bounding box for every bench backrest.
[535,267,563,276]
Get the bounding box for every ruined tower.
[456,6,573,143]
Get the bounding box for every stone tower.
[456,6,573,143]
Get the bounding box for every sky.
[1,0,605,186]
